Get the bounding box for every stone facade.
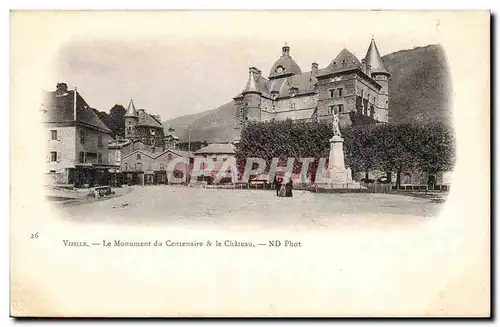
[233,38,390,128]
[43,83,113,186]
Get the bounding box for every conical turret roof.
[125,99,138,118]
[243,69,260,93]
[364,38,389,75]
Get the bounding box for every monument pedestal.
[321,136,362,189]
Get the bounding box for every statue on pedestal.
[332,113,341,137]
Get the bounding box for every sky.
[50,11,443,121]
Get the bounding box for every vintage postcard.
[10,11,490,317]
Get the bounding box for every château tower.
[124,99,139,139]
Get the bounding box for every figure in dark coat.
[275,176,282,196]
[285,180,293,197]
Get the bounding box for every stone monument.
[325,114,361,189]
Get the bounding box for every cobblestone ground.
[55,185,443,228]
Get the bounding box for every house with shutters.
[42,83,116,187]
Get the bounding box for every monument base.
[315,168,364,189]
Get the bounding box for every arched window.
[136,153,141,160]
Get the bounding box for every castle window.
[328,105,335,115]
[338,104,344,113]
[97,135,103,148]
[151,147,155,153]
[137,154,141,160]
[128,121,131,125]
[150,129,155,136]
[127,126,131,133]
[79,151,85,163]
[79,129,85,144]
[329,89,335,98]
[167,153,173,160]
[125,163,128,170]
[50,130,57,140]
[98,153,103,163]
[338,88,343,97]
[151,138,155,145]
[50,151,57,162]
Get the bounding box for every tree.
[108,104,126,137]
[414,122,455,175]
[343,124,377,179]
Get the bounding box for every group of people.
[274,176,293,197]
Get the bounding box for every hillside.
[163,44,451,143]
[383,45,451,123]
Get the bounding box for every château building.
[233,38,390,128]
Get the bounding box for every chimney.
[56,83,68,95]
[311,62,318,75]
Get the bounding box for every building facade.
[43,83,116,187]
[233,38,390,128]
[124,99,165,147]
[121,149,192,185]
[192,143,237,184]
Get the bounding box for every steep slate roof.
[43,90,112,133]
[137,109,163,128]
[194,143,236,155]
[317,49,363,76]
[364,38,389,75]
[243,70,259,93]
[276,72,317,97]
[125,99,138,117]
[236,43,384,100]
